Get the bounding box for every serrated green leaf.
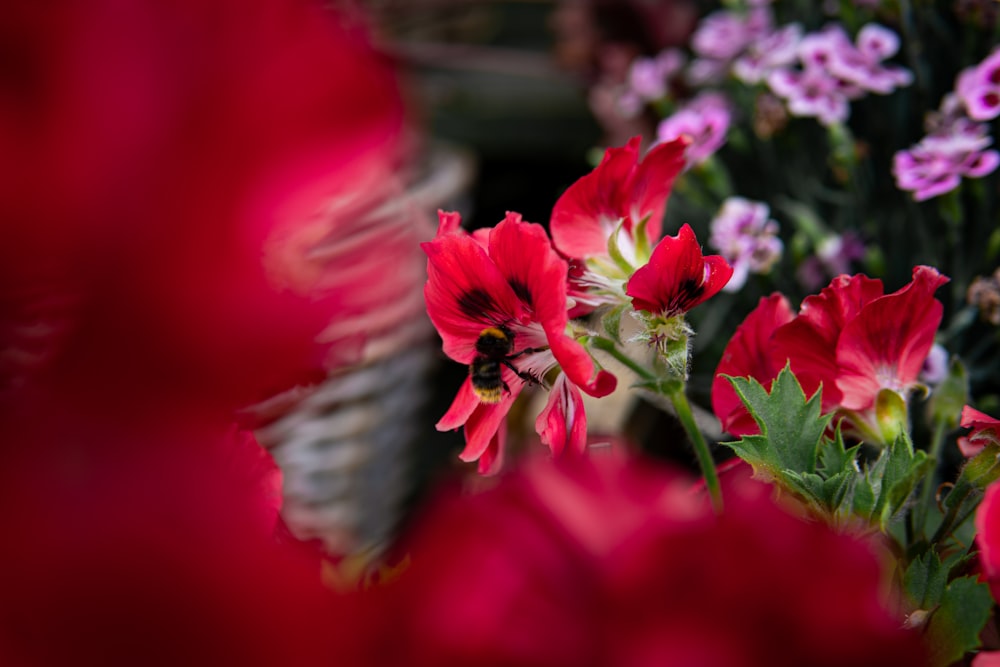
[725,366,830,477]
[926,577,993,667]
[903,551,948,610]
[872,433,933,530]
[853,476,877,518]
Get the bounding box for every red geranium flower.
[958,406,1000,457]
[423,211,616,474]
[625,223,734,317]
[363,455,928,667]
[549,137,687,314]
[976,481,1000,603]
[713,266,948,443]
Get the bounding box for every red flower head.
[423,211,616,474]
[958,406,1000,457]
[549,137,687,314]
[625,223,734,317]
[713,266,949,443]
[363,455,928,667]
[0,0,403,421]
[976,481,1000,603]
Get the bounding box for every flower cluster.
[426,137,731,473]
[708,197,783,291]
[712,266,949,444]
[362,455,928,667]
[894,56,1000,200]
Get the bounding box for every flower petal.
[535,374,588,458]
[772,274,884,410]
[550,138,641,259]
[488,211,564,318]
[422,233,527,363]
[835,266,947,410]
[626,224,731,316]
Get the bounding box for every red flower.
[549,137,687,314]
[551,136,687,260]
[423,211,616,473]
[713,266,948,441]
[976,481,1000,603]
[364,455,928,667]
[958,406,1000,457]
[712,293,796,436]
[0,0,403,418]
[625,223,733,317]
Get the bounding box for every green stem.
[668,388,724,514]
[587,335,723,513]
[586,336,657,382]
[916,417,948,538]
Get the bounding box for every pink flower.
[713,266,949,442]
[549,136,687,314]
[893,118,1000,201]
[423,212,616,473]
[364,454,929,667]
[626,224,733,317]
[958,406,1000,458]
[708,197,783,292]
[957,49,1000,121]
[656,93,732,166]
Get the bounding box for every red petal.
[712,293,795,435]
[772,274,884,410]
[625,137,687,243]
[535,374,588,458]
[835,266,947,410]
[436,209,464,236]
[488,212,565,321]
[436,377,480,432]
[422,233,527,363]
[626,224,729,316]
[976,482,1000,602]
[550,137,642,259]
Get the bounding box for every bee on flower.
[422,211,616,474]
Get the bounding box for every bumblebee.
[470,326,540,403]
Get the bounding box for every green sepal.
[606,218,636,276]
[633,214,652,266]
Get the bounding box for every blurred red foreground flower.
[364,455,928,667]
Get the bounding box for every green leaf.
[903,551,948,610]
[871,433,933,530]
[926,576,993,667]
[934,443,1000,542]
[724,365,830,479]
